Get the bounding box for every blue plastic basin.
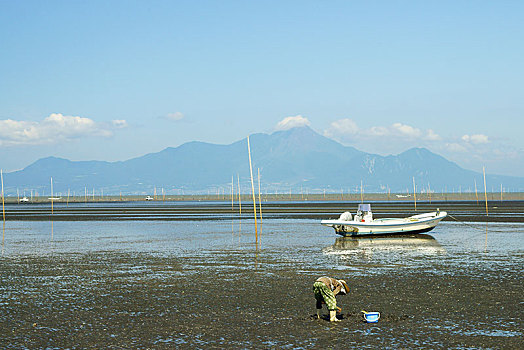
[363,312,380,323]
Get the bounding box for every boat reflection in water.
[330,234,446,254]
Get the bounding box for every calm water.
[2,218,523,276]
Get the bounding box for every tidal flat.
[0,202,523,349]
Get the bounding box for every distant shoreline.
[3,191,524,204]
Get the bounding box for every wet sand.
[1,250,522,349]
[1,202,522,348]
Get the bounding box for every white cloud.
[0,113,117,147]
[368,126,389,136]
[425,129,441,141]
[112,119,128,129]
[323,118,359,138]
[275,115,311,131]
[166,112,184,121]
[391,123,422,138]
[324,120,436,142]
[462,134,489,144]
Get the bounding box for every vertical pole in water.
[483,167,489,251]
[483,167,488,217]
[360,180,363,204]
[50,177,54,215]
[231,176,234,211]
[67,188,70,207]
[85,187,87,203]
[1,169,5,223]
[474,179,479,205]
[1,169,4,244]
[237,174,241,219]
[17,188,19,204]
[258,168,262,224]
[247,136,258,244]
[413,177,417,211]
[500,183,503,202]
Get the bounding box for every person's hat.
[338,279,349,295]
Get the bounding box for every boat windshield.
[358,204,371,212]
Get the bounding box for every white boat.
[145,196,154,201]
[321,203,447,236]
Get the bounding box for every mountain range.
[3,126,523,195]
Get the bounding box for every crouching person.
[313,276,348,322]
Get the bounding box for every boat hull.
[321,211,447,236]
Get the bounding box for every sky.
[0,0,523,176]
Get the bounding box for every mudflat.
[1,251,522,349]
[0,203,522,348]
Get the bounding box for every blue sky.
[1,0,523,176]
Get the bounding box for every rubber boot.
[330,310,340,322]
[316,309,321,319]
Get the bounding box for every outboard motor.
[338,211,352,221]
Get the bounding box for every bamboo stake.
[360,180,363,203]
[231,176,234,211]
[258,168,262,224]
[474,179,478,205]
[483,167,488,217]
[50,177,54,215]
[67,188,70,207]
[247,136,258,243]
[1,169,5,223]
[500,183,503,202]
[413,177,417,211]
[237,174,241,218]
